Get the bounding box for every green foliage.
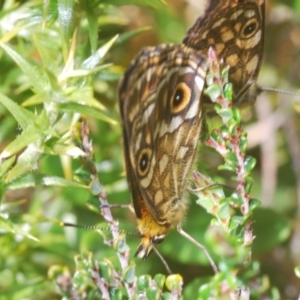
[0,0,300,299]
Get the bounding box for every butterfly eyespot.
[138,148,152,176]
[171,82,191,114]
[242,20,258,37]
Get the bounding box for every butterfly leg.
[176,225,218,274]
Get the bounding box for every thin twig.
[80,121,136,297]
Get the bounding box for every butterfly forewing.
[183,0,265,106]
[118,44,208,258]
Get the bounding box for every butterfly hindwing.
[183,0,265,106]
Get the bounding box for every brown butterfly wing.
[118,44,208,246]
[183,0,265,106]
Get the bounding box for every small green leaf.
[165,274,183,292]
[230,193,243,206]
[220,152,238,172]
[219,125,230,137]
[193,170,214,188]
[43,142,86,157]
[227,119,237,135]
[198,283,211,298]
[232,108,241,124]
[161,292,172,300]
[146,287,161,300]
[244,176,254,194]
[5,173,88,189]
[218,202,231,222]
[137,275,152,290]
[99,260,111,282]
[205,83,222,102]
[21,92,51,107]
[100,0,165,8]
[295,266,300,278]
[239,135,248,153]
[229,216,244,233]
[0,156,16,177]
[85,2,98,52]
[59,63,112,82]
[249,198,261,211]
[210,129,222,143]
[205,73,214,86]
[82,35,119,69]
[270,287,281,300]
[48,265,71,281]
[0,216,39,242]
[221,66,229,82]
[90,178,104,196]
[218,108,234,122]
[0,43,49,93]
[113,234,129,254]
[0,126,43,160]
[116,27,152,45]
[244,156,256,173]
[223,82,232,100]
[0,92,35,130]
[95,68,123,82]
[58,0,75,52]
[58,103,117,125]
[154,274,166,289]
[196,196,215,214]
[4,145,43,182]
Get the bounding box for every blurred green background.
[0,0,300,299]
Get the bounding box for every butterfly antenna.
[60,222,138,236]
[152,245,173,275]
[99,204,132,210]
[259,86,300,98]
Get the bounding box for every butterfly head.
[135,232,166,259]
[134,205,171,259]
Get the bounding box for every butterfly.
[118,43,208,258]
[118,0,265,265]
